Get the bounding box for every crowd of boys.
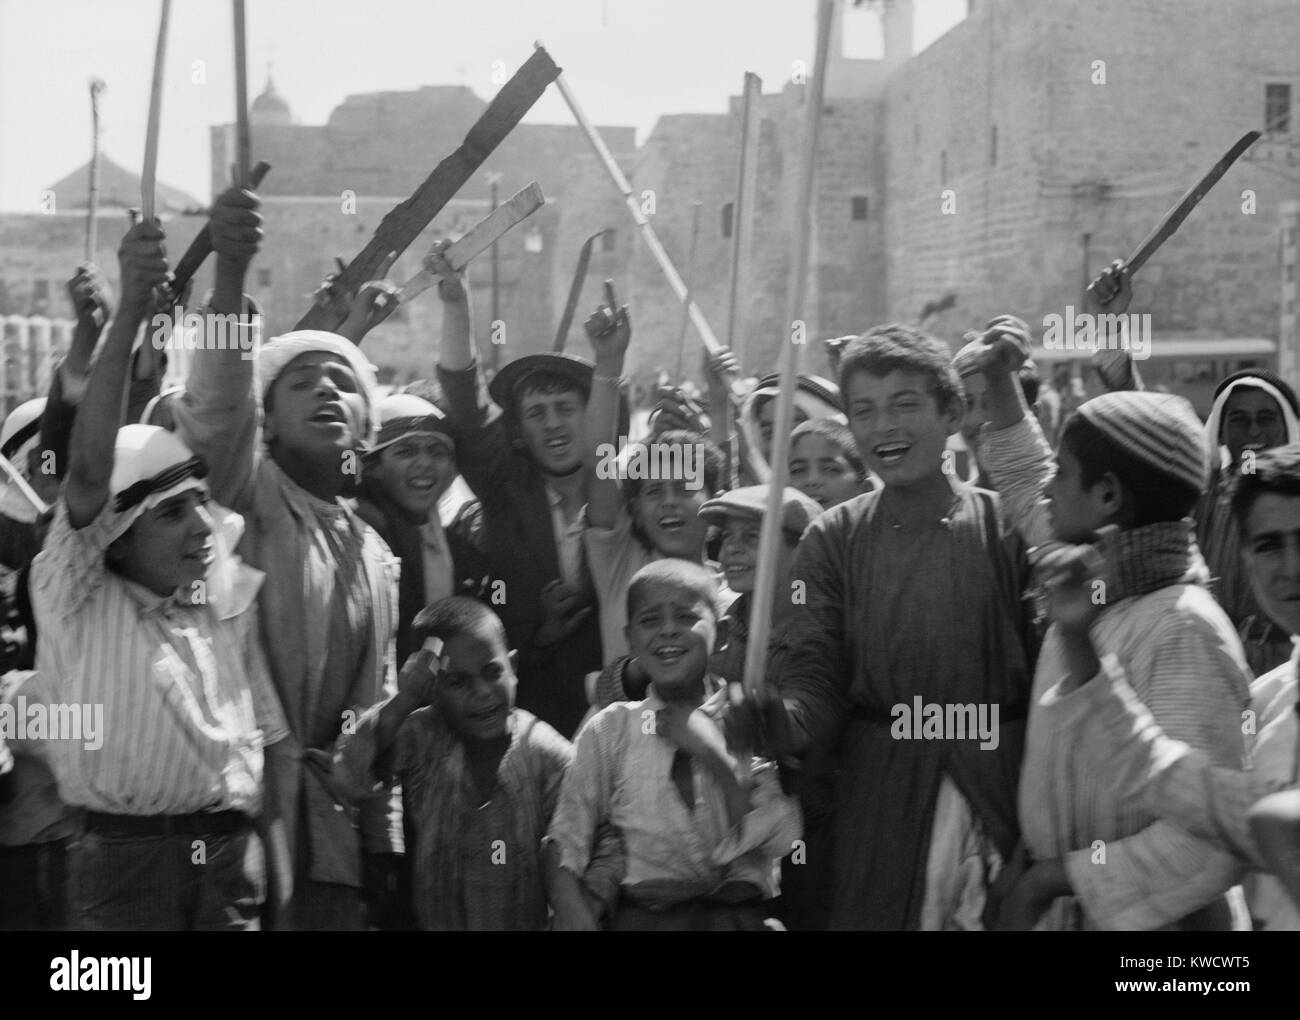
[2,182,1300,933]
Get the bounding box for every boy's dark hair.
[1229,442,1300,539]
[789,418,866,481]
[838,323,963,415]
[626,558,721,623]
[411,596,507,650]
[1060,415,1200,525]
[512,371,588,419]
[623,429,724,501]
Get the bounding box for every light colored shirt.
[1020,584,1251,930]
[545,482,585,589]
[979,413,1056,551]
[1057,646,1299,929]
[28,501,287,816]
[548,681,801,905]
[583,506,653,664]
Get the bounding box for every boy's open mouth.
[652,645,687,663]
[545,437,571,454]
[657,515,686,533]
[310,404,346,425]
[406,476,437,493]
[874,442,910,466]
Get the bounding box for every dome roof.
[251,74,291,124]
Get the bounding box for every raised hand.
[66,262,114,328]
[1084,258,1133,316]
[116,220,169,314]
[583,280,631,371]
[209,186,262,273]
[425,240,467,305]
[338,250,400,343]
[396,645,442,707]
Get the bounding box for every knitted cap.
[1075,391,1207,493]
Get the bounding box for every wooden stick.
[553,229,606,352]
[141,0,171,223]
[296,47,560,333]
[725,72,761,367]
[86,78,105,261]
[396,182,545,302]
[232,0,250,187]
[545,44,768,479]
[162,160,271,308]
[673,200,703,380]
[1090,130,1261,303]
[741,0,833,699]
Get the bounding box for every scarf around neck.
[1100,518,1208,605]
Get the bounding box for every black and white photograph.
[0,0,1296,979]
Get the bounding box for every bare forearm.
[585,368,625,529]
[67,309,140,510]
[211,257,248,316]
[986,368,1031,432]
[439,296,474,371]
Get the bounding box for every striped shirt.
[1055,646,1299,929]
[1020,582,1252,929]
[337,705,572,930]
[29,501,287,816]
[548,681,801,904]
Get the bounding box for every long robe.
[775,486,1034,930]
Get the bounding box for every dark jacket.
[436,361,603,739]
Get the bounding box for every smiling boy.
[28,218,287,930]
[547,559,800,930]
[432,245,604,738]
[767,323,1035,930]
[335,597,577,930]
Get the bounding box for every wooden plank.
[395,182,545,303]
[295,47,561,334]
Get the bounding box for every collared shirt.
[545,482,585,589]
[548,680,801,904]
[28,501,287,816]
